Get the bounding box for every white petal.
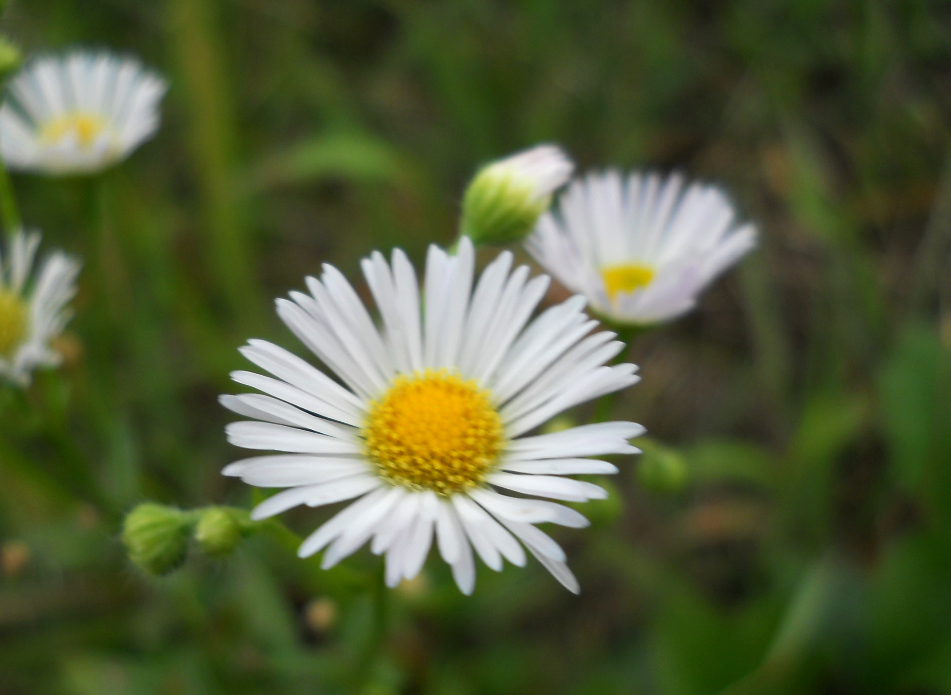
[507,422,645,459]
[224,457,367,488]
[526,544,580,594]
[225,422,362,455]
[435,498,464,564]
[451,495,502,571]
[297,486,402,559]
[488,472,607,502]
[500,458,618,475]
[469,488,589,528]
[250,479,374,521]
[220,394,353,438]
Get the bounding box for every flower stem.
[0,154,21,237]
[85,174,131,324]
[354,565,390,691]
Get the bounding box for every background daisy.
[527,170,756,325]
[0,50,167,175]
[222,238,642,594]
[0,230,80,385]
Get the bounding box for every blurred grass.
[1,0,951,693]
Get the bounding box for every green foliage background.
[1,1,950,693]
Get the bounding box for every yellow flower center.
[0,289,27,356]
[363,370,505,495]
[601,263,656,300]
[39,112,111,149]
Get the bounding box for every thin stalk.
[169,0,259,323]
[0,154,21,236]
[354,565,390,692]
[84,174,131,324]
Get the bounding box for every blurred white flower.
[462,144,574,245]
[0,51,167,175]
[0,230,80,385]
[527,170,756,325]
[222,237,642,594]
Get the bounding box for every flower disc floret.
[601,263,655,300]
[364,369,504,494]
[39,112,115,150]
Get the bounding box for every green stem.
[0,154,21,236]
[84,174,131,326]
[169,0,258,323]
[354,565,390,691]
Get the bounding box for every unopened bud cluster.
[122,503,254,576]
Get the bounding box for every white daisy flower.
[0,230,80,385]
[527,170,757,325]
[221,237,642,594]
[0,51,167,175]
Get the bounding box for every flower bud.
[194,507,247,557]
[122,503,192,576]
[636,439,688,494]
[461,144,573,246]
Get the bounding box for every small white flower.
[527,170,756,325]
[222,237,642,594]
[0,51,167,175]
[462,144,574,245]
[0,230,80,385]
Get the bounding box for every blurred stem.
[739,251,792,417]
[354,565,390,692]
[169,0,259,324]
[85,174,131,323]
[0,155,21,236]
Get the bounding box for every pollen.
[601,263,655,300]
[0,289,27,356]
[39,112,111,148]
[363,370,505,495]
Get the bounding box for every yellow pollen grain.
[0,290,27,356]
[601,263,655,300]
[363,369,504,495]
[39,112,110,148]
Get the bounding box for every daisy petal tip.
[220,462,243,477]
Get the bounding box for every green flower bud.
[461,145,573,246]
[194,507,248,557]
[0,37,21,77]
[636,439,688,494]
[122,503,192,576]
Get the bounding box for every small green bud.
[636,439,688,494]
[0,37,21,77]
[194,507,247,557]
[461,145,573,246]
[122,503,192,576]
